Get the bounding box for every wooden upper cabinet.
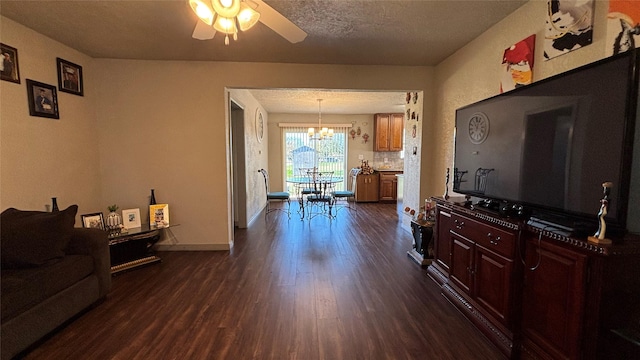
[374,113,404,151]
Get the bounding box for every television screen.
[453,50,638,232]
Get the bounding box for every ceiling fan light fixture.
[213,15,238,35]
[189,0,214,25]
[237,3,260,31]
[211,0,241,18]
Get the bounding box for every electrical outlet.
[384,158,388,163]
[358,154,364,160]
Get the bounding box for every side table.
[408,219,434,266]
[108,224,176,274]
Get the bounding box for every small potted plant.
[105,204,122,230]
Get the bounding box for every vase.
[106,211,122,230]
[150,189,157,205]
[51,197,59,212]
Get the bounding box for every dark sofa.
[1,205,111,360]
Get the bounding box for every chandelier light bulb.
[189,0,214,25]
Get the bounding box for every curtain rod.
[278,123,353,128]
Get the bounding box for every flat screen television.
[453,50,639,235]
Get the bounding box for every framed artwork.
[0,43,20,84]
[56,57,83,96]
[122,208,142,229]
[605,1,640,56]
[255,109,264,143]
[26,79,59,119]
[149,204,170,227]
[81,213,105,230]
[501,35,536,93]
[544,0,594,60]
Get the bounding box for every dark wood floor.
[23,203,503,360]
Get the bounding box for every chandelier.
[308,99,334,140]
[189,0,261,45]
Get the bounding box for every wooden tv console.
[427,197,640,359]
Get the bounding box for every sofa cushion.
[0,254,95,323]
[1,205,78,269]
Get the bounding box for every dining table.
[286,176,344,219]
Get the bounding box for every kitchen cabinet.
[355,173,379,202]
[378,171,402,202]
[374,113,404,151]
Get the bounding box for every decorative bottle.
[150,189,157,205]
[51,197,59,212]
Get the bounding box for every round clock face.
[468,112,489,144]
[256,110,264,143]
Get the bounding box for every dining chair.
[306,171,335,220]
[332,167,361,213]
[296,167,318,219]
[258,169,291,219]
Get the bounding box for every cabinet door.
[378,173,398,201]
[374,114,390,151]
[449,232,473,294]
[389,113,404,151]
[435,209,452,273]
[521,236,587,360]
[474,245,513,327]
[355,174,379,202]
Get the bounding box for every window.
[281,125,348,195]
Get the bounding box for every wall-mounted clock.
[468,112,489,144]
[256,109,264,143]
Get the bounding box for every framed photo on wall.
[0,43,20,84]
[26,79,59,119]
[122,208,142,229]
[56,57,83,96]
[81,213,105,230]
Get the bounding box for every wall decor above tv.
[453,50,639,235]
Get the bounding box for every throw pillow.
[1,205,78,269]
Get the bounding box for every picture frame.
[122,208,142,229]
[56,57,83,96]
[0,43,20,84]
[81,212,105,230]
[26,79,59,119]
[149,204,170,228]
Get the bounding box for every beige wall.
[0,17,102,225]
[1,14,431,249]
[4,0,637,247]
[92,61,430,248]
[228,88,269,227]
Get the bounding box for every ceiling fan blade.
[252,0,307,43]
[192,20,216,40]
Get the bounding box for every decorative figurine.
[588,182,613,245]
[444,168,450,199]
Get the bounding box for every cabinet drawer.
[450,212,515,258]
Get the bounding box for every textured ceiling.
[248,89,409,114]
[0,0,527,113]
[0,0,527,66]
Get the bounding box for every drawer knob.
[487,233,501,245]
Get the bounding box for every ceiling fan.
[189,0,307,45]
